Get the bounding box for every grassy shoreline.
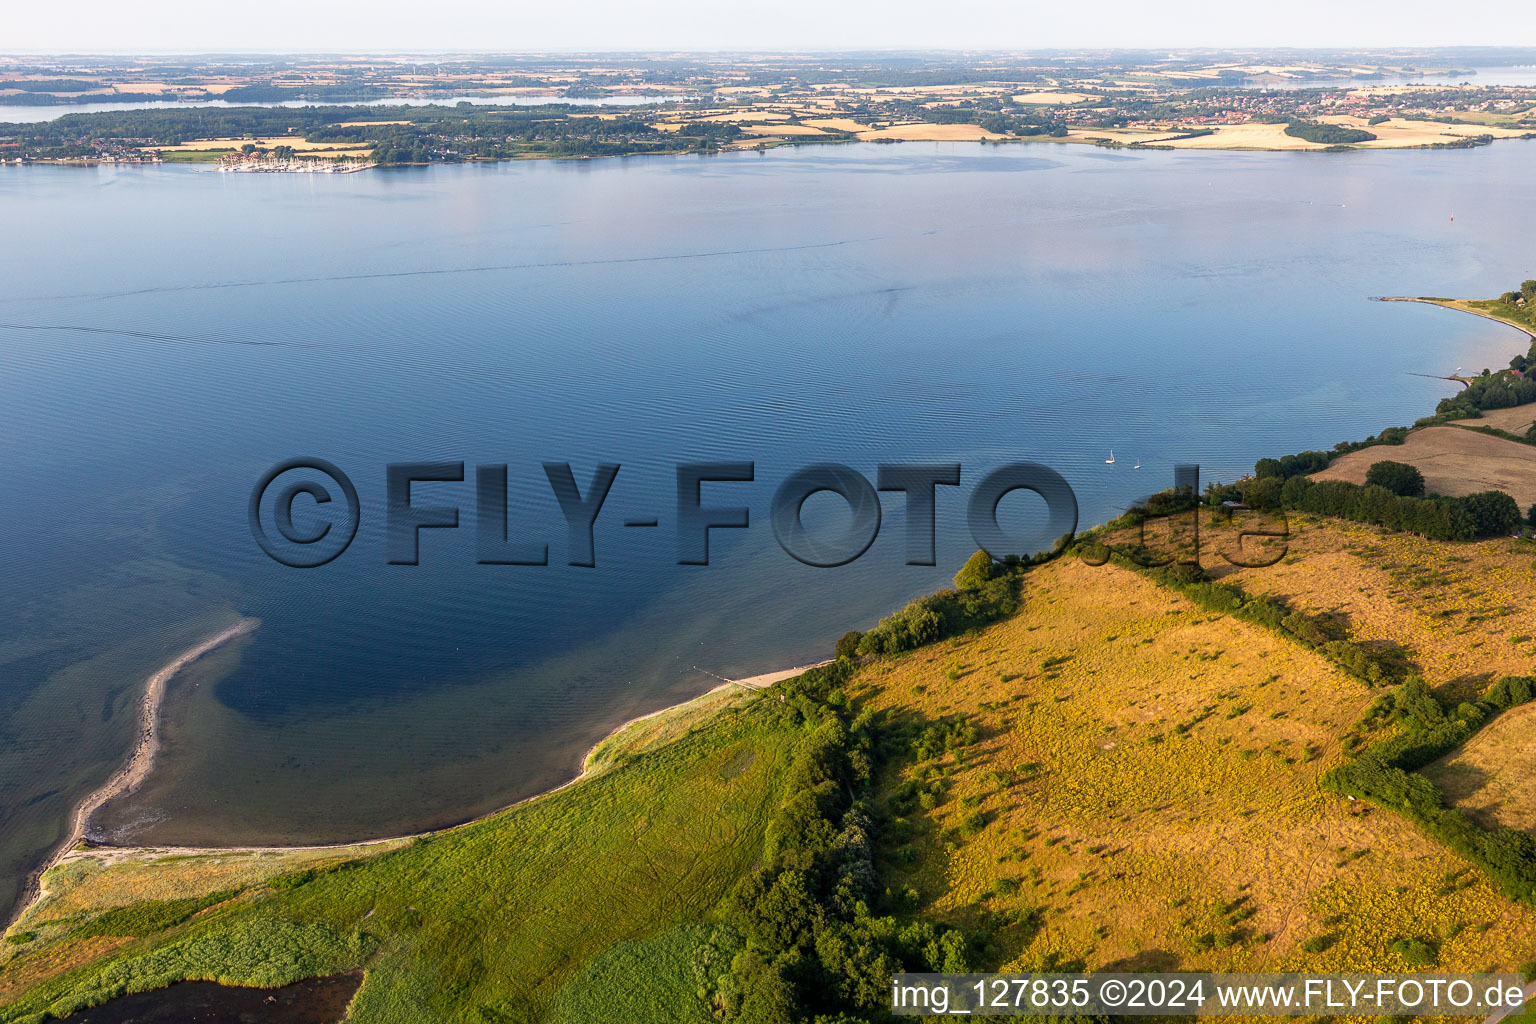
[2,657,822,940]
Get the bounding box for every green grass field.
[156,150,230,163]
[0,697,799,1024]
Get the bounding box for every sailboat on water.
[1133,458,1141,470]
[1105,450,1115,465]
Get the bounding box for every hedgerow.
[703,659,978,1023]
[1322,677,1536,902]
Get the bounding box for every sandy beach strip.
[6,617,260,931]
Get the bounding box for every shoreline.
[1379,295,1536,342]
[5,650,830,932]
[5,617,260,932]
[7,127,1534,174]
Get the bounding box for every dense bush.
[1254,450,1331,480]
[1245,476,1283,509]
[857,575,1020,656]
[1461,490,1522,536]
[1365,460,1425,497]
[1263,476,1518,541]
[953,549,996,590]
[835,631,864,661]
[707,660,976,1022]
[1284,120,1377,144]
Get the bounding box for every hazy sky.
[9,0,1527,54]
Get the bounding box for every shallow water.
[2,139,1534,922]
[56,971,361,1023]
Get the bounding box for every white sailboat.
[1133,458,1141,470]
[1105,449,1115,465]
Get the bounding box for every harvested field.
[1310,425,1536,509]
[855,123,1006,141]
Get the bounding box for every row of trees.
[1229,472,1522,540]
[702,661,983,1022]
[1323,677,1536,902]
[1095,553,1403,685]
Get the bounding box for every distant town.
[2,49,1535,168]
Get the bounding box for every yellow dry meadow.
[1428,703,1536,834]
[851,550,1536,984]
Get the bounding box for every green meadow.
[0,698,798,1024]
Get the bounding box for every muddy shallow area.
[57,971,360,1023]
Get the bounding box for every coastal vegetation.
[1201,279,1536,539]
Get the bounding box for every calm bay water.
[2,140,1535,920]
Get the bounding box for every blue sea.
[2,139,1534,918]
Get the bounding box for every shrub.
[858,574,1018,656]
[1486,675,1535,709]
[1245,476,1283,509]
[1324,679,1536,902]
[954,549,996,589]
[1462,490,1522,536]
[834,631,863,661]
[1389,937,1438,966]
[1302,935,1334,953]
[1365,460,1425,497]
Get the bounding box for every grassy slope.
[1216,515,1536,702]
[0,695,796,1024]
[855,553,1536,974]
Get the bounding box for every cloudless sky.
[8,0,1528,54]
